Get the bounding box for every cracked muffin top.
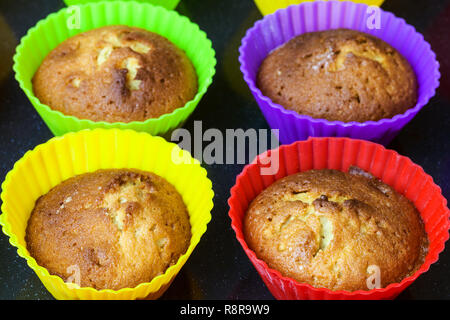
[32,25,198,122]
[257,29,417,122]
[26,169,191,290]
[244,167,428,291]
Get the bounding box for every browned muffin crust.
[33,25,198,122]
[257,29,417,122]
[244,167,428,291]
[26,169,191,290]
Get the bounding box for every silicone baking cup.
[254,0,384,16]
[228,137,450,299]
[63,0,181,11]
[13,1,215,137]
[240,1,440,145]
[0,129,214,300]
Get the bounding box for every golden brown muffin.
[26,169,191,290]
[257,29,417,122]
[32,25,198,122]
[244,167,428,291]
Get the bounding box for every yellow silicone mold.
[254,0,385,16]
[0,129,214,299]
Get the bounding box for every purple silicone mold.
[239,1,440,145]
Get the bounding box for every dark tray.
[0,0,448,299]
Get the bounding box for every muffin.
[32,25,198,123]
[26,168,191,290]
[257,28,417,122]
[244,167,428,291]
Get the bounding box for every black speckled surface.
[0,0,449,300]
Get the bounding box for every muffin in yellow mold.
[0,128,214,299]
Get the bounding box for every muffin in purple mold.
[239,1,440,145]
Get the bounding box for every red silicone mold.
[228,137,449,299]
